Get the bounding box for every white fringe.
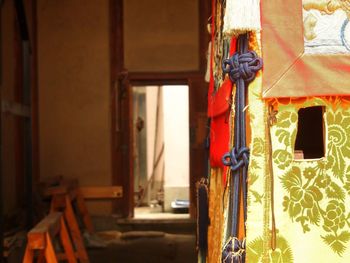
[223,0,261,36]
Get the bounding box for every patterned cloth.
[245,31,350,262]
[303,0,350,54]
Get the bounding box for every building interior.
[0,0,210,262]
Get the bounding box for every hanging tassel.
[223,0,261,37]
[196,178,209,255]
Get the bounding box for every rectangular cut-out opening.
[294,106,325,159]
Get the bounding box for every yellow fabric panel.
[270,97,350,262]
[245,32,274,262]
[246,32,295,262]
[245,30,350,261]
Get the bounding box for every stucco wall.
[143,85,189,210]
[163,85,189,211]
[37,0,112,214]
[123,0,199,72]
[163,85,189,188]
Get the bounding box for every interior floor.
[134,206,190,220]
[6,216,196,263]
[88,233,196,263]
[91,210,195,262]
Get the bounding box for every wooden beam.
[128,71,202,85]
[110,0,131,217]
[42,179,78,198]
[44,187,78,203]
[79,186,123,199]
[43,185,69,197]
[62,196,89,262]
[27,212,62,250]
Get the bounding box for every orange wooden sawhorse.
[43,181,122,262]
[44,180,90,263]
[42,179,123,263]
[22,212,77,263]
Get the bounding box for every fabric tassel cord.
[221,33,263,263]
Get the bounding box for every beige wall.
[163,85,189,188]
[124,0,199,72]
[37,0,112,214]
[163,85,189,211]
[144,85,189,210]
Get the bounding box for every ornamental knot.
[222,238,246,263]
[222,51,263,83]
[222,147,249,171]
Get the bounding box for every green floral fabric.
[247,98,294,262]
[247,234,293,263]
[272,98,350,257]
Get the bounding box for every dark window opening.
[294,106,325,159]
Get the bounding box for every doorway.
[132,85,190,219]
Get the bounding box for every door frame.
[109,0,210,218]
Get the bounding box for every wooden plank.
[43,185,69,197]
[63,195,90,263]
[22,245,34,263]
[79,186,123,199]
[43,179,78,197]
[110,0,134,218]
[27,212,62,249]
[59,216,77,263]
[188,76,208,219]
[44,232,58,263]
[128,72,202,86]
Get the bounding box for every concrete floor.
[7,212,197,263]
[88,232,197,263]
[88,211,197,263]
[8,231,197,263]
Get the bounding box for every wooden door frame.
[110,0,210,218]
[13,0,38,228]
